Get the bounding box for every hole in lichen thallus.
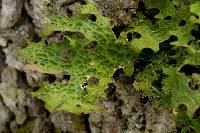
[152,80,162,91]
[63,74,70,80]
[180,64,200,75]
[146,8,160,20]
[168,58,177,65]
[179,20,186,26]
[168,35,178,42]
[112,25,127,38]
[84,41,97,51]
[193,106,200,118]
[127,32,132,42]
[88,14,97,22]
[191,29,200,39]
[58,73,70,84]
[76,104,81,108]
[139,48,154,60]
[134,59,151,73]
[133,32,141,39]
[164,16,172,20]
[159,43,173,51]
[159,35,178,49]
[112,68,134,84]
[45,40,48,46]
[177,104,187,112]
[46,74,57,83]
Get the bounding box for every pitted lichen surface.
[19,2,136,113]
[18,1,200,131]
[120,0,194,52]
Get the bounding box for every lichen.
[18,2,136,114]
[18,1,200,132]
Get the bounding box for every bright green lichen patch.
[163,67,200,117]
[190,1,200,24]
[143,0,178,18]
[42,3,114,42]
[133,63,160,98]
[18,2,200,129]
[133,46,200,116]
[133,47,187,99]
[183,52,200,65]
[176,112,200,133]
[120,0,194,52]
[19,2,135,114]
[19,42,70,74]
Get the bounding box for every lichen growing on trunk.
[1,0,200,132]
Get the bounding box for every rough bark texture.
[0,0,176,132]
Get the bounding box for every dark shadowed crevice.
[179,64,200,75]
[133,32,141,39]
[0,0,2,9]
[46,74,57,83]
[11,7,33,30]
[137,1,147,16]
[178,104,187,112]
[134,59,151,74]
[133,49,154,75]
[32,34,42,43]
[113,68,125,82]
[193,106,200,119]
[0,46,7,82]
[112,25,127,38]
[88,14,97,22]
[164,16,172,20]
[159,43,173,51]
[141,96,149,104]
[179,20,186,26]
[191,29,200,39]
[168,35,178,42]
[159,35,178,50]
[105,83,116,97]
[168,59,177,65]
[113,68,134,84]
[16,71,29,88]
[139,48,154,61]
[191,24,200,41]
[63,74,70,81]
[84,114,91,133]
[127,32,133,42]
[146,8,160,20]
[137,1,160,23]
[152,80,162,91]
